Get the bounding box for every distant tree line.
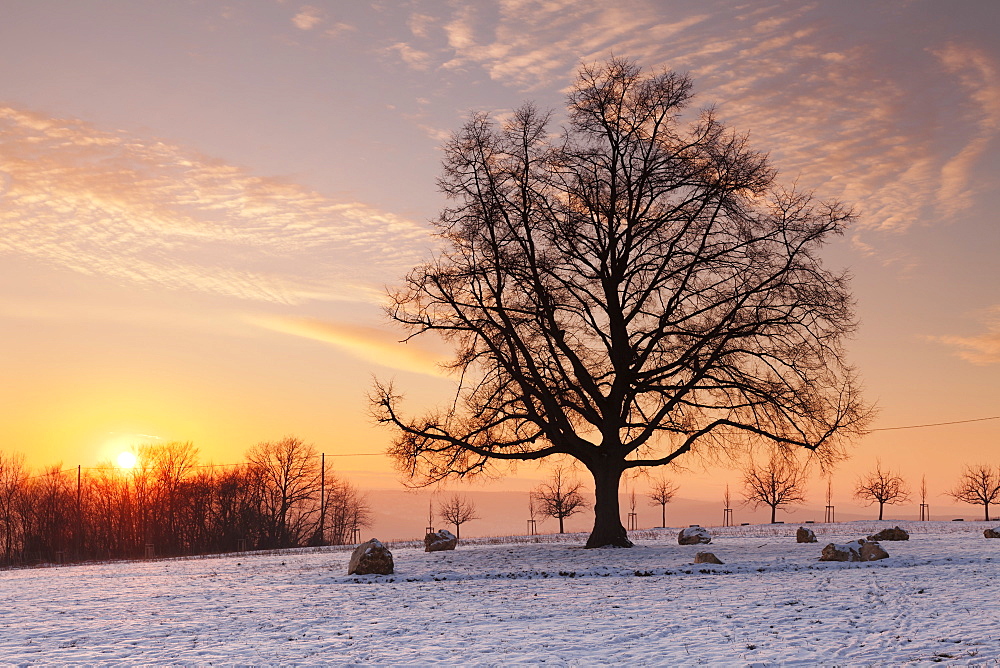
[0,437,371,568]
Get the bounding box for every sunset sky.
[2,1,998,522]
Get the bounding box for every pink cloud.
[0,106,432,305]
[929,307,1000,366]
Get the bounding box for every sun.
[116,451,137,469]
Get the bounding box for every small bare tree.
[438,494,479,539]
[742,452,807,524]
[531,466,589,534]
[854,462,910,521]
[948,464,1000,521]
[648,475,679,528]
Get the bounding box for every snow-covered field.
[2,521,998,665]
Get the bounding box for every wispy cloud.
[386,42,432,70]
[248,314,449,377]
[932,43,1000,212]
[384,1,999,261]
[928,307,1000,366]
[292,5,324,31]
[0,106,432,305]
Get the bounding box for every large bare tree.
[947,464,1000,521]
[373,57,870,547]
[741,452,807,523]
[853,461,910,521]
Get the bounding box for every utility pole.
[319,452,326,546]
[76,465,82,561]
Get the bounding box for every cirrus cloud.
[928,307,1000,366]
[248,314,449,377]
[383,1,1000,257]
[0,106,433,305]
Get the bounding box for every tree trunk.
[770,505,777,524]
[585,465,631,548]
[878,503,884,521]
[558,516,564,534]
[661,504,666,528]
[985,503,990,522]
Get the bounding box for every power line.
[871,415,1000,432]
[21,451,384,479]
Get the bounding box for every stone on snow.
[867,526,909,541]
[424,529,458,552]
[348,538,394,575]
[820,539,888,562]
[677,526,712,545]
[694,551,724,564]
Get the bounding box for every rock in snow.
[860,541,890,561]
[867,526,909,541]
[985,527,1000,538]
[348,539,394,575]
[796,526,818,543]
[820,539,889,562]
[424,529,458,552]
[678,526,712,545]
[694,551,724,564]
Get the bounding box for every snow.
[1,521,998,664]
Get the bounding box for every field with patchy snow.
[2,520,998,665]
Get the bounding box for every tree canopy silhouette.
[373,57,870,548]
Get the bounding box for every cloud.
[386,42,432,70]
[0,106,432,305]
[292,5,324,30]
[324,22,357,38]
[408,13,436,39]
[248,314,449,377]
[932,44,1000,212]
[384,1,999,266]
[928,307,1000,365]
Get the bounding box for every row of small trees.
[435,459,1000,537]
[434,466,676,538]
[741,455,1000,522]
[0,438,371,567]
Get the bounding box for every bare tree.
[648,475,679,527]
[246,437,321,548]
[438,494,479,539]
[146,441,199,555]
[724,484,733,525]
[372,57,871,547]
[323,475,372,545]
[854,462,910,521]
[0,453,27,565]
[742,452,807,523]
[531,466,589,534]
[947,464,1000,521]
